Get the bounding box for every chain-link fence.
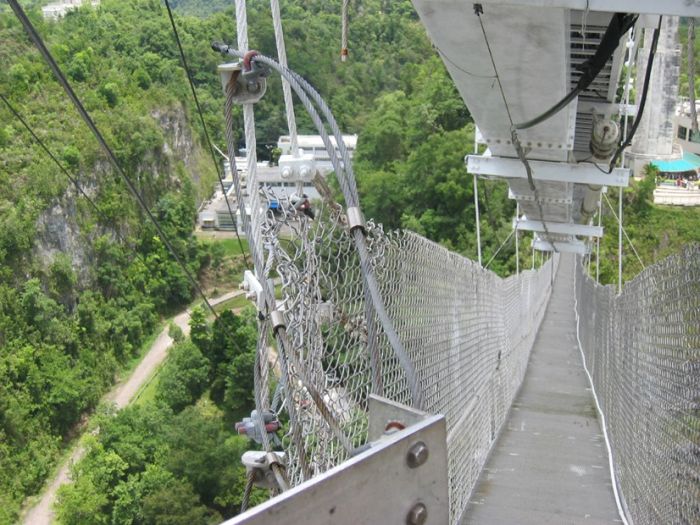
[575,245,700,525]
[261,195,557,522]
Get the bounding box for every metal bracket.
[241,270,264,311]
[223,407,449,525]
[368,394,428,441]
[279,153,317,182]
[515,218,603,237]
[218,62,268,104]
[467,155,630,187]
[534,238,590,255]
[242,450,286,490]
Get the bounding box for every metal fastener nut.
[406,441,429,468]
[406,503,427,525]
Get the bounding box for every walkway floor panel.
[461,254,621,525]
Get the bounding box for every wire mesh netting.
[260,193,557,522]
[575,245,700,525]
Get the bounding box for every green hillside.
[1,0,698,522]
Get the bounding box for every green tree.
[100,82,119,107]
[141,478,219,525]
[224,351,256,421]
[155,341,210,412]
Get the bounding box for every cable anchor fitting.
[346,206,366,234]
[218,50,269,104]
[235,409,281,444]
[270,310,287,334]
[241,450,287,490]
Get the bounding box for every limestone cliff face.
[33,104,202,287]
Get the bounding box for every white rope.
[573,261,630,525]
[270,0,299,156]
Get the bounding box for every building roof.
[278,134,358,149]
[652,150,700,173]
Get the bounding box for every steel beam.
[475,0,700,17]
[578,100,637,118]
[534,239,590,255]
[516,219,603,237]
[467,155,630,187]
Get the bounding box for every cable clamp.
[346,206,366,233]
[270,310,287,333]
[241,450,287,490]
[218,56,268,104]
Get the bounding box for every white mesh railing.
[262,197,558,522]
[574,245,700,525]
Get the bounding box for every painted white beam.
[467,155,630,187]
[475,0,700,17]
[534,239,590,255]
[515,219,603,237]
[578,100,637,118]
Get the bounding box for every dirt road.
[21,290,245,525]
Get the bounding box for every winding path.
[21,290,244,525]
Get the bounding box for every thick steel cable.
[163,0,250,269]
[232,0,283,465]
[234,0,265,279]
[224,81,317,482]
[240,470,256,513]
[271,55,423,406]
[269,0,299,155]
[213,44,423,407]
[276,326,355,453]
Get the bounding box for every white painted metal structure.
[412,0,700,253]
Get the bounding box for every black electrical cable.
[514,12,638,130]
[6,0,245,339]
[163,0,250,270]
[606,17,662,173]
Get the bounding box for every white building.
[277,134,358,175]
[674,98,700,156]
[42,0,100,21]
[198,135,357,230]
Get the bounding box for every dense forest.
[0,0,698,523]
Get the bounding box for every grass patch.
[196,235,250,257]
[132,362,163,407]
[213,293,251,313]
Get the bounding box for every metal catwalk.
[463,254,620,524]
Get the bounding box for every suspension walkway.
[463,254,620,524]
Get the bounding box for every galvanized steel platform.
[461,255,621,524]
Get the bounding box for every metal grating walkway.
[461,254,622,524]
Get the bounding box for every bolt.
[406,503,427,525]
[406,441,429,468]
